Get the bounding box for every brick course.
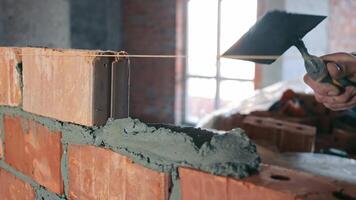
[68,144,171,200]
[3,115,63,195]
[242,115,316,152]
[180,167,227,200]
[0,168,36,200]
[22,47,112,126]
[0,47,22,106]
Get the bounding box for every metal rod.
[215,0,222,110]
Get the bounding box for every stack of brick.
[242,115,316,152]
[209,113,317,153]
[0,47,355,200]
[208,88,356,154]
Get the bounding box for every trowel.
[222,10,356,89]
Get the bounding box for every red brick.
[0,168,35,200]
[3,115,63,194]
[68,144,170,200]
[243,116,316,152]
[22,47,112,126]
[227,179,292,200]
[0,47,22,106]
[179,165,356,200]
[179,167,227,200]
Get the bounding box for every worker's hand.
[303,52,356,111]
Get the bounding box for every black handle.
[336,77,356,88]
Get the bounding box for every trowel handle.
[295,40,356,113]
[333,77,356,88]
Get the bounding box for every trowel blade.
[222,10,326,64]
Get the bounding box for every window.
[185,0,257,124]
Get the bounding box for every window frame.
[183,0,257,125]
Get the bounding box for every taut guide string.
[4,53,284,118]
[10,53,296,60]
[3,51,356,118]
[7,52,349,60]
[7,52,355,118]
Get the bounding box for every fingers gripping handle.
[295,40,356,111]
[327,62,356,88]
[294,39,356,88]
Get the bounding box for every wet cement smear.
[95,118,260,178]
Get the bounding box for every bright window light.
[186,0,257,124]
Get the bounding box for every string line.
[1,53,304,60]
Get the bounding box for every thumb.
[321,53,356,81]
[326,62,346,80]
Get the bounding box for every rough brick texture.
[242,116,316,152]
[179,165,356,200]
[0,47,22,106]
[68,144,171,200]
[22,47,112,126]
[0,168,36,200]
[180,168,228,200]
[3,115,63,194]
[329,0,356,53]
[122,0,177,123]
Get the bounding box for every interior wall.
[122,0,178,124]
[0,0,123,50]
[0,0,71,48]
[328,0,356,53]
[69,0,123,50]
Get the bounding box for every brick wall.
[0,46,355,199]
[0,47,171,199]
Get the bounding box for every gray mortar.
[0,160,38,188]
[169,170,181,200]
[94,118,260,178]
[61,143,69,198]
[61,123,95,145]
[36,186,65,200]
[0,161,65,200]
[0,106,64,132]
[0,106,261,199]
[0,113,4,158]
[0,107,72,199]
